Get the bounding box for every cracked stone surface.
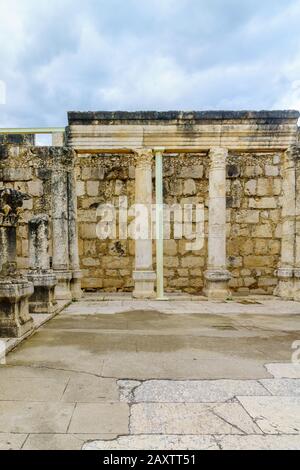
[0,297,299,450]
[259,379,300,396]
[119,379,269,403]
[237,396,300,434]
[83,435,218,450]
[130,402,262,435]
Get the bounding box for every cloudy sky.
[0,0,300,128]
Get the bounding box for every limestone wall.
[76,154,135,291]
[75,151,283,294]
[0,142,286,295]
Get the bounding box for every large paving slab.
[237,396,300,434]
[119,379,269,403]
[0,402,74,433]
[260,379,300,396]
[83,435,218,450]
[0,377,67,402]
[68,403,129,434]
[62,375,119,403]
[130,403,261,435]
[265,363,300,378]
[0,433,28,450]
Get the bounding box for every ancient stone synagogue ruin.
[0,110,300,337]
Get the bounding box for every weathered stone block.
[164,257,179,268]
[80,223,97,239]
[3,168,32,182]
[240,239,254,256]
[82,258,100,267]
[236,210,259,224]
[27,181,43,197]
[257,178,273,196]
[181,257,202,268]
[183,179,197,196]
[244,256,274,267]
[87,181,99,196]
[82,167,104,180]
[265,165,279,177]
[76,181,85,196]
[164,240,177,256]
[249,197,277,209]
[244,180,257,196]
[252,223,273,238]
[179,165,203,179]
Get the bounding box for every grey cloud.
[0,0,299,127]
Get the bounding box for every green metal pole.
[155,148,165,300]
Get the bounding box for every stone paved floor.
[0,296,300,450]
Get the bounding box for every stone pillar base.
[0,280,34,338]
[204,270,231,300]
[71,270,83,301]
[274,268,294,300]
[54,270,72,301]
[27,272,57,314]
[133,271,156,299]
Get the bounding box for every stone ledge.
[68,110,300,125]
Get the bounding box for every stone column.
[67,171,82,300]
[51,167,72,300]
[204,147,231,299]
[274,147,296,300]
[294,147,300,301]
[132,149,156,298]
[0,189,34,338]
[27,215,57,313]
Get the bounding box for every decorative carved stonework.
[0,189,34,337]
[0,188,30,222]
[132,148,153,169]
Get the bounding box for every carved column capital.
[0,188,30,226]
[132,148,153,169]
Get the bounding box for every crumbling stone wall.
[76,154,136,291]
[0,145,51,271]
[0,144,73,272]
